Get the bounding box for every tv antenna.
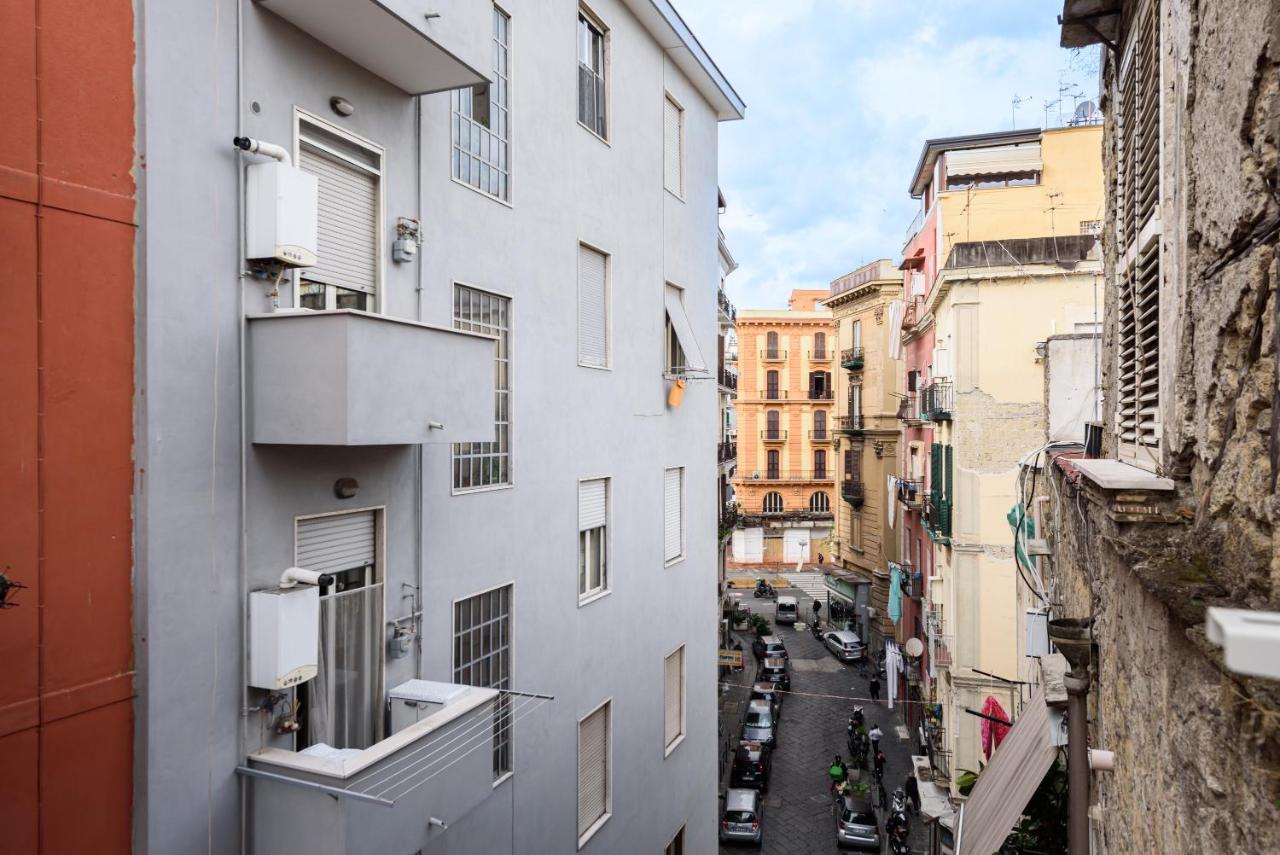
[1011,95,1033,129]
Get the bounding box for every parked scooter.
[753,579,776,599]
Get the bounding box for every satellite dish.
[1073,100,1098,123]
[904,637,925,658]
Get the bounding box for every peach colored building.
[730,290,836,563]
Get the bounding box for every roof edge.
[622,0,746,121]
[908,128,1042,197]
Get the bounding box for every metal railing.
[840,347,864,370]
[718,440,737,463]
[718,367,738,392]
[718,289,736,322]
[897,478,924,509]
[748,470,834,482]
[808,429,832,442]
[809,349,832,361]
[903,208,924,249]
[807,388,834,401]
[922,379,953,420]
[841,480,865,506]
[837,414,864,434]
[896,393,922,423]
[762,388,787,400]
[760,349,787,361]
[903,299,922,328]
[760,429,788,442]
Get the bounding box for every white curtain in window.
[664,468,683,562]
[578,245,608,366]
[307,584,384,750]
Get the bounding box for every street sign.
[719,649,743,668]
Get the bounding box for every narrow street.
[720,588,930,854]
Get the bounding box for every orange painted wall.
[0,2,135,852]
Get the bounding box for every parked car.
[719,788,764,847]
[749,682,783,721]
[729,740,773,790]
[752,634,788,661]
[822,630,866,662]
[833,794,880,850]
[740,698,777,747]
[775,595,799,625]
[757,656,791,692]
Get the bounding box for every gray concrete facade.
[134,1,742,852]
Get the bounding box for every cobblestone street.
[720,590,930,854]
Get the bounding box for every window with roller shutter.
[578,478,609,600]
[664,646,685,752]
[664,467,683,564]
[663,93,684,197]
[577,700,611,843]
[578,243,609,368]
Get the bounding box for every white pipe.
[279,566,331,588]
[1089,748,1115,772]
[233,136,291,166]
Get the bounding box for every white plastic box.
[245,160,318,267]
[249,586,320,690]
[388,679,469,733]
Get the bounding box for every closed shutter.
[664,647,683,747]
[578,244,608,367]
[298,141,378,294]
[664,468,683,562]
[296,510,376,574]
[663,95,682,194]
[579,479,607,531]
[743,528,764,561]
[783,529,808,562]
[578,703,610,837]
[945,142,1042,177]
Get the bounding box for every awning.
[898,250,926,271]
[956,688,1058,855]
[946,143,1042,178]
[665,285,707,372]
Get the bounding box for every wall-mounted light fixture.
[330,96,355,118]
[334,477,359,499]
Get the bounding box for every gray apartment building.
[132,1,743,853]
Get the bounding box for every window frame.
[664,827,686,855]
[662,91,686,200]
[576,6,609,142]
[577,697,613,848]
[451,283,514,493]
[663,466,685,567]
[763,491,784,514]
[578,477,611,605]
[451,581,515,783]
[663,644,686,755]
[577,240,612,370]
[451,4,512,203]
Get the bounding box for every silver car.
[719,787,764,847]
[740,699,776,747]
[823,629,866,662]
[834,794,880,850]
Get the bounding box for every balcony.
[760,349,787,362]
[922,379,953,421]
[718,289,737,324]
[760,429,788,443]
[257,0,492,95]
[924,495,952,541]
[807,388,834,401]
[837,414,864,436]
[248,310,496,446]
[809,349,832,362]
[897,478,925,511]
[749,469,833,483]
[718,367,738,394]
[763,388,788,401]
[718,440,737,463]
[841,480,865,508]
[896,393,923,425]
[808,429,834,443]
[903,299,922,329]
[840,347,865,370]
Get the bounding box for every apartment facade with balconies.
[730,291,836,563]
[134,2,742,853]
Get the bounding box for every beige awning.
[946,142,1042,178]
[956,688,1058,855]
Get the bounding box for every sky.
[674,0,1101,310]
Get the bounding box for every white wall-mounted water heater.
[249,585,320,690]
[240,138,318,268]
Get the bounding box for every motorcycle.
[810,618,824,640]
[752,580,776,599]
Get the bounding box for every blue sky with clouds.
[675,0,1100,310]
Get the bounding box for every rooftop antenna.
[1057,82,1084,126]
[1042,98,1061,129]
[1012,94,1033,129]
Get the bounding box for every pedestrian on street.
[817,552,824,564]
[868,723,883,750]
[812,599,822,618]
[869,674,881,702]
[904,772,921,814]
[874,750,886,780]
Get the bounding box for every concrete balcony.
[247,310,496,446]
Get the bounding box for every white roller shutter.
[741,527,764,562]
[783,529,809,563]
[578,703,610,838]
[663,95,683,195]
[578,244,608,367]
[579,479,607,531]
[664,468,683,562]
[298,141,378,295]
[945,142,1042,178]
[296,511,376,575]
[664,647,684,747]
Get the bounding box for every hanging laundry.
[981,695,1011,758]
[885,640,904,709]
[888,563,903,625]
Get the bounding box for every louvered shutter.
[296,511,376,575]
[579,479,607,531]
[298,142,378,295]
[664,648,683,746]
[941,444,953,537]
[578,704,610,837]
[664,468,682,562]
[663,96,683,194]
[578,245,608,367]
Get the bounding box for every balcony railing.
[718,440,737,463]
[837,414,864,435]
[924,494,952,539]
[922,379,953,421]
[760,349,787,362]
[718,367,738,393]
[841,479,865,507]
[760,429,788,443]
[903,299,921,329]
[763,388,787,400]
[840,347,865,370]
[808,429,833,442]
[718,289,736,322]
[748,470,834,482]
[807,388,834,401]
[896,393,923,424]
[897,478,924,510]
[903,208,925,249]
[809,349,832,361]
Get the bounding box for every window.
[663,284,703,376]
[945,170,1040,191]
[296,115,382,311]
[766,449,780,480]
[453,585,513,779]
[663,94,684,196]
[453,286,511,490]
[664,645,685,751]
[765,331,780,359]
[578,478,608,600]
[664,467,684,564]
[814,449,827,480]
[577,10,607,138]
[578,243,609,368]
[809,371,831,399]
[850,383,862,421]
[296,510,383,751]
[813,331,827,358]
[765,410,781,440]
[578,700,612,843]
[665,828,685,855]
[763,491,783,513]
[766,370,780,400]
[852,320,862,349]
[813,410,827,439]
[452,6,511,200]
[810,491,830,512]
[1115,0,1162,464]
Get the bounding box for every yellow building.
[730,290,835,564]
[904,124,1104,787]
[825,260,903,652]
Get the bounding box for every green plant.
[749,614,772,636]
[999,758,1068,854]
[848,780,869,796]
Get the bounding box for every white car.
[822,630,866,662]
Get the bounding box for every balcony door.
[813,331,827,359]
[814,449,827,480]
[809,371,831,398]
[766,410,781,440]
[813,410,827,440]
[767,449,780,480]
[766,370,779,400]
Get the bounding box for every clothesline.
[719,680,933,707]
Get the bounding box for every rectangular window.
[664,283,703,375]
[665,828,686,855]
[296,509,384,751]
[577,10,607,138]
[578,243,609,368]
[578,478,609,600]
[451,5,510,200]
[296,115,383,311]
[664,467,683,564]
[578,700,612,843]
[453,585,513,779]
[663,94,684,196]
[452,285,511,490]
[852,319,862,349]
[664,646,685,752]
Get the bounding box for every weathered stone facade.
[1047,0,1280,850]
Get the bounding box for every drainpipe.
[1048,618,1094,855]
